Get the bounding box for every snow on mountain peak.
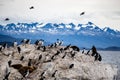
[103,27,109,32]
[0,22,120,37]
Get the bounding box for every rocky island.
[0,39,118,80]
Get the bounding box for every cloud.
[0,0,120,30]
[0,4,3,6]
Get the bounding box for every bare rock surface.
[0,43,118,80]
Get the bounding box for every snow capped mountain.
[103,27,118,34]
[0,21,119,36]
[0,21,120,48]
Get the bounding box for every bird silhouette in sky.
[80,12,85,16]
[29,6,34,9]
[5,18,9,21]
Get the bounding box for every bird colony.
[0,39,118,80]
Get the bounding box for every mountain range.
[0,21,120,49]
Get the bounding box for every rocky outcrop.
[0,43,118,80]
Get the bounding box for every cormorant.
[5,18,9,21]
[80,12,85,16]
[29,6,34,9]
[69,64,74,69]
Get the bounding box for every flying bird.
[80,12,85,16]
[29,6,34,9]
[5,18,9,21]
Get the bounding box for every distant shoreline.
[1,41,120,51]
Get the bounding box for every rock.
[0,43,118,80]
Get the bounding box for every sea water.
[98,51,120,80]
[99,51,120,66]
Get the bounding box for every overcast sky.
[0,0,120,30]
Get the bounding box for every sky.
[0,0,120,30]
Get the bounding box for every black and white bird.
[39,76,45,80]
[70,46,80,52]
[64,44,71,50]
[0,46,3,51]
[20,56,24,61]
[91,46,102,61]
[35,40,39,45]
[26,39,31,44]
[24,69,30,78]
[82,48,85,54]
[3,66,10,80]
[35,39,44,46]
[42,46,46,52]
[52,70,58,77]
[3,43,7,49]
[54,51,60,56]
[55,39,63,46]
[21,39,27,44]
[70,51,76,58]
[8,60,12,67]
[28,59,32,66]
[13,41,17,47]
[62,52,67,59]
[38,55,42,60]
[3,72,10,80]
[40,70,46,77]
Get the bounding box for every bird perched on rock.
[21,39,27,45]
[82,48,85,54]
[70,51,76,58]
[91,46,102,61]
[59,48,64,53]
[38,55,42,60]
[86,50,90,54]
[3,66,11,80]
[91,46,97,56]
[62,52,67,59]
[39,70,46,80]
[69,64,74,69]
[55,39,63,46]
[13,41,17,47]
[8,60,12,67]
[70,46,80,52]
[3,72,10,80]
[39,76,45,80]
[20,56,24,61]
[17,46,21,54]
[28,59,32,66]
[54,50,60,56]
[42,46,46,52]
[35,40,39,45]
[26,39,31,44]
[64,44,71,50]
[40,71,46,77]
[0,46,3,51]
[3,43,7,49]
[52,70,58,77]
